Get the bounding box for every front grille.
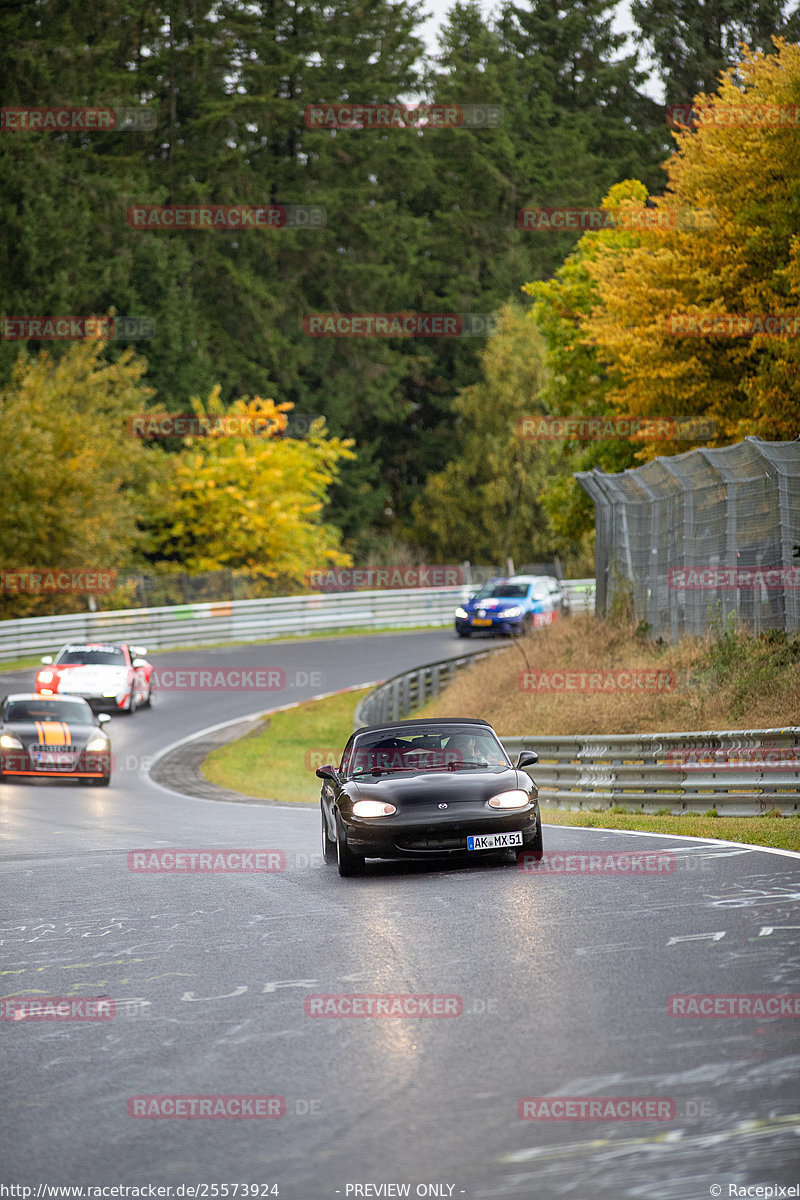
[397,836,466,851]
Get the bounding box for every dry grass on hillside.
[421,615,800,735]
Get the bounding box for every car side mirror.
[40,655,53,665]
[97,713,111,725]
[516,750,538,768]
[316,764,340,781]
[132,659,147,668]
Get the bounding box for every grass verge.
[419,615,800,733]
[201,687,372,803]
[201,687,799,852]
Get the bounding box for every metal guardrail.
[353,648,500,728]
[501,731,800,816]
[0,579,595,663]
[352,655,800,816]
[0,588,464,662]
[561,580,595,614]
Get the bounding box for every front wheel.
[336,813,364,877]
[456,627,471,638]
[321,805,336,864]
[527,815,544,859]
[91,775,111,787]
[513,817,543,863]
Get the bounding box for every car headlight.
[103,691,119,698]
[488,789,530,809]
[0,734,23,750]
[38,670,54,683]
[502,606,523,618]
[85,735,110,752]
[352,800,397,817]
[454,607,468,619]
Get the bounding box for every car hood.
[348,767,533,806]
[54,664,129,689]
[3,719,101,748]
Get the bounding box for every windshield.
[5,699,94,724]
[349,726,510,775]
[488,584,530,599]
[472,582,529,601]
[56,647,126,666]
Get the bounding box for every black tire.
[321,805,336,864]
[141,683,153,709]
[528,815,544,858]
[335,812,364,877]
[122,692,135,715]
[522,614,533,636]
[92,774,111,787]
[456,627,471,638]
[512,815,543,863]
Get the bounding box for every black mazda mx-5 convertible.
[316,717,541,876]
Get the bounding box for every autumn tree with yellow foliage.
[140,389,354,584]
[1,345,354,616]
[0,342,159,616]
[582,38,800,457]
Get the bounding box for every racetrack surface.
[1,631,799,1199]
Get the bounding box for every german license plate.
[467,831,523,851]
[471,618,492,626]
[33,751,77,770]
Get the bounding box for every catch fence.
[576,437,800,639]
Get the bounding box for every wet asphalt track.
[1,629,799,1199]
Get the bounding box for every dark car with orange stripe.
[0,694,112,786]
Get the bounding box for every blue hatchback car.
[454,575,565,637]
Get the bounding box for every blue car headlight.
[502,606,523,618]
[455,607,468,619]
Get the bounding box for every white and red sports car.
[35,643,154,714]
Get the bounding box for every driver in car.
[445,731,505,768]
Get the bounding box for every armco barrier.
[353,658,800,816]
[0,588,463,662]
[0,579,594,663]
[353,648,500,728]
